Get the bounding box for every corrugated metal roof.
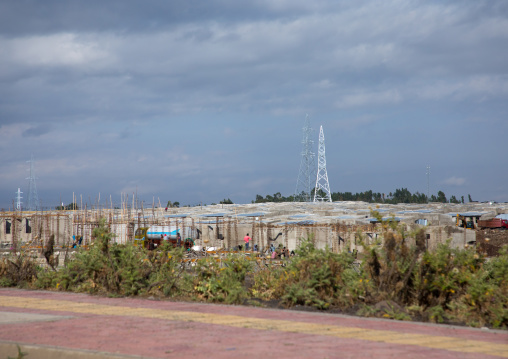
[235,212,265,217]
[278,220,316,225]
[289,214,309,218]
[200,213,227,217]
[367,216,401,222]
[397,210,434,214]
[334,215,359,220]
[448,212,486,217]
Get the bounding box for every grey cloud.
[1,0,507,208]
[22,125,52,137]
[0,0,331,37]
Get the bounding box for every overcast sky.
[1,0,507,209]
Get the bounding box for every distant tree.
[220,198,233,204]
[437,191,447,203]
[165,201,180,208]
[372,192,383,203]
[391,188,412,203]
[56,203,79,210]
[449,195,460,204]
[254,194,264,203]
[252,188,471,205]
[468,194,473,202]
[412,192,428,204]
[294,191,308,202]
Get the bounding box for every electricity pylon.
[15,188,23,211]
[26,154,39,211]
[294,114,316,202]
[313,125,332,202]
[426,165,430,202]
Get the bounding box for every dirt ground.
[476,229,508,257]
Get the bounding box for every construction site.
[1,200,507,258]
[4,119,507,260]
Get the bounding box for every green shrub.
[192,254,251,304]
[35,218,186,297]
[251,238,361,310]
[0,251,39,288]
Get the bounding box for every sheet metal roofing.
[235,212,266,217]
[334,215,361,220]
[200,213,228,218]
[447,212,487,217]
[396,210,434,214]
[366,216,402,222]
[278,220,317,225]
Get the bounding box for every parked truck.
[477,218,508,230]
[134,225,200,249]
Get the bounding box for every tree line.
[54,189,472,210]
[253,188,473,204]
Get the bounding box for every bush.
[192,254,252,304]
[357,211,508,328]
[249,211,508,328]
[36,218,187,297]
[251,238,361,310]
[0,250,39,288]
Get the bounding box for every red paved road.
[0,288,506,358]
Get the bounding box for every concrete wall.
[0,208,481,253]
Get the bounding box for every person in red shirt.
[243,233,251,250]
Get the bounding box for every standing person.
[177,232,181,247]
[243,233,251,251]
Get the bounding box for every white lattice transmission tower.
[313,125,332,202]
[15,188,23,211]
[26,154,39,211]
[294,114,316,202]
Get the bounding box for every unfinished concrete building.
[1,201,506,254]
